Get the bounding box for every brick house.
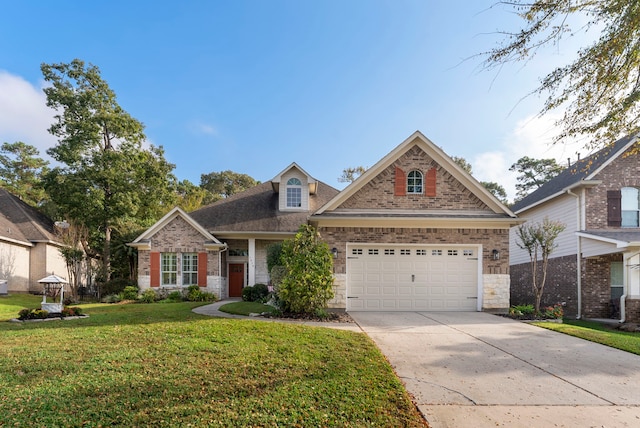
[510,134,640,322]
[130,131,519,311]
[0,188,67,293]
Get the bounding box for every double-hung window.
[182,253,198,285]
[161,253,177,285]
[622,187,640,227]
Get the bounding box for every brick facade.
[510,255,578,317]
[584,149,640,229]
[340,145,489,211]
[509,253,640,321]
[137,216,224,297]
[319,226,510,311]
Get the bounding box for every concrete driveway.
[349,311,640,427]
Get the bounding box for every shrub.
[242,283,269,302]
[18,308,49,320]
[279,225,334,314]
[61,306,83,317]
[101,278,136,297]
[139,289,157,303]
[185,285,216,302]
[102,294,121,304]
[119,286,139,301]
[166,291,184,302]
[542,304,563,319]
[509,304,535,316]
[266,242,283,273]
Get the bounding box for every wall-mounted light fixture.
[331,247,338,259]
[492,249,500,260]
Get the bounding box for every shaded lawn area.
[219,300,277,316]
[0,297,425,427]
[533,319,640,356]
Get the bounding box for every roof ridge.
[0,188,55,242]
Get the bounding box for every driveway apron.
[350,311,640,427]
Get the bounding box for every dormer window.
[407,170,423,194]
[286,178,302,208]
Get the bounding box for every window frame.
[621,186,640,228]
[286,177,302,208]
[407,170,423,194]
[161,253,177,286]
[182,253,198,286]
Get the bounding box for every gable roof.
[270,162,318,194]
[0,187,58,246]
[511,134,639,213]
[314,130,516,218]
[189,179,339,236]
[129,206,224,250]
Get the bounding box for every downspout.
[566,189,582,319]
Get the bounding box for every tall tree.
[41,59,177,284]
[338,166,367,183]
[200,170,258,200]
[0,141,48,206]
[453,155,509,203]
[176,179,216,212]
[509,156,563,199]
[484,1,640,148]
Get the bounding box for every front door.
[229,263,244,297]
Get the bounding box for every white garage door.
[347,244,479,311]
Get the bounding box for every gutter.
[566,188,583,319]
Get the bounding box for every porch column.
[248,238,256,286]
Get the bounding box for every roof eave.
[310,214,523,229]
[514,180,602,214]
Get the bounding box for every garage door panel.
[347,244,479,312]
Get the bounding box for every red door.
[229,264,244,297]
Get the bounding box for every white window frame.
[286,177,302,208]
[161,253,177,286]
[621,187,640,228]
[182,253,198,286]
[407,170,423,194]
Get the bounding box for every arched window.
[286,177,302,208]
[407,170,423,194]
[622,187,640,227]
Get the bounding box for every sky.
[0,0,591,201]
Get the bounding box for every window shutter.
[607,190,622,227]
[197,252,208,287]
[150,252,160,287]
[425,167,437,197]
[394,167,406,196]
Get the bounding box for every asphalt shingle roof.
[189,181,340,233]
[0,188,57,244]
[511,135,637,213]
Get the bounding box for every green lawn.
[0,295,425,427]
[534,319,640,355]
[219,300,278,316]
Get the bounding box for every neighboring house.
[0,187,67,293]
[510,134,640,323]
[130,131,519,312]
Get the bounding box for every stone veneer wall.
[319,226,510,311]
[137,216,224,298]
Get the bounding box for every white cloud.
[188,121,218,136]
[473,113,584,201]
[0,71,57,157]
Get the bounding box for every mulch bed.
[264,311,355,323]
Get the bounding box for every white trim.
[315,131,516,217]
[248,238,256,286]
[129,207,225,248]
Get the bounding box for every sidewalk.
[192,299,363,332]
